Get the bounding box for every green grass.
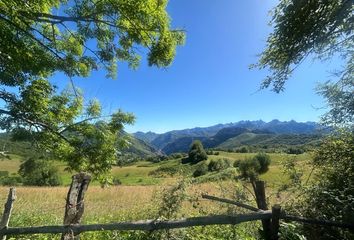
[0,151,313,239]
[0,154,23,174]
[111,162,162,185]
[0,151,311,187]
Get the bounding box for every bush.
[236,146,249,153]
[193,163,208,177]
[233,159,242,168]
[149,165,188,177]
[112,177,122,185]
[146,155,168,163]
[208,159,231,172]
[253,153,271,174]
[298,132,354,239]
[237,158,261,180]
[236,153,271,180]
[18,158,62,186]
[187,140,208,164]
[169,153,185,159]
[0,171,9,177]
[286,147,305,155]
[0,175,22,186]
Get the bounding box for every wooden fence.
[1,175,354,240]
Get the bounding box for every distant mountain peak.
[133,120,323,154]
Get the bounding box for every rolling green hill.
[217,132,322,150]
[0,132,159,161]
[123,134,160,158]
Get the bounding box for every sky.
[52,0,342,133]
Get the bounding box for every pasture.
[0,151,312,239]
[0,151,311,186]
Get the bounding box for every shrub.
[208,159,231,172]
[146,155,169,163]
[0,175,22,186]
[18,158,62,186]
[298,132,354,239]
[236,146,249,153]
[193,163,208,177]
[233,159,242,168]
[237,158,261,180]
[169,153,185,159]
[286,147,305,155]
[253,153,271,174]
[236,153,271,180]
[187,140,207,164]
[149,165,186,177]
[0,171,9,177]
[112,177,122,185]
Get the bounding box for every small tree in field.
[19,157,62,186]
[188,140,207,164]
[237,153,271,181]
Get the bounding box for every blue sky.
[52,0,341,133]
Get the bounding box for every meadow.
[0,151,311,186]
[0,151,311,239]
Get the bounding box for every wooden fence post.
[271,205,281,240]
[61,173,91,240]
[0,188,16,240]
[252,180,271,240]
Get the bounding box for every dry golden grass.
[0,181,249,227]
[0,185,159,225]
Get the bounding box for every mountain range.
[133,120,325,154]
[0,120,325,158]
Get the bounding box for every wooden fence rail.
[0,212,273,235]
[1,178,354,240]
[1,209,354,237]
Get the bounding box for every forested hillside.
[134,120,325,154]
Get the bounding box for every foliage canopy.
[237,153,271,181]
[255,0,353,92]
[0,0,185,82]
[0,0,184,181]
[255,0,353,127]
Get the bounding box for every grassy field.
[0,151,311,186]
[0,152,311,239]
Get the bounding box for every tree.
[188,140,208,164]
[296,131,354,239]
[256,2,353,238]
[236,153,271,181]
[0,1,185,182]
[19,157,62,186]
[253,153,271,174]
[254,0,353,127]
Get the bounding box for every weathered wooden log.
[0,212,272,235]
[62,173,91,240]
[252,180,271,240]
[0,188,16,240]
[271,205,281,240]
[201,194,260,212]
